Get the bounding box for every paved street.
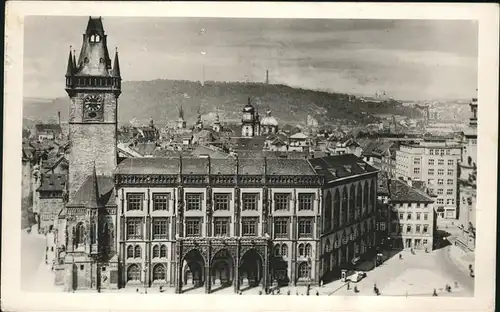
[20,221,474,297]
[21,225,62,292]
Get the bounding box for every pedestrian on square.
[316,290,319,296]
[354,286,358,293]
[287,290,291,295]
[433,289,438,296]
[399,254,402,260]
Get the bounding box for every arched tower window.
[74,222,85,246]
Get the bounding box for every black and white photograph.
[3,2,498,312]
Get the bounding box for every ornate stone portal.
[175,237,271,294]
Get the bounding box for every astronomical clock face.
[83,94,104,121]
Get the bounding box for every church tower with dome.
[260,110,278,135]
[241,97,260,137]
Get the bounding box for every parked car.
[350,271,367,283]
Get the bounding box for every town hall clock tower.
[61,16,121,291]
[65,16,121,200]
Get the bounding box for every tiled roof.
[131,142,158,156]
[35,124,62,133]
[232,137,266,151]
[37,173,67,192]
[361,141,381,156]
[115,157,318,176]
[308,154,377,182]
[68,175,115,207]
[389,179,434,203]
[236,150,309,159]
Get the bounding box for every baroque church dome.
[260,111,278,126]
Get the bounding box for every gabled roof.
[232,137,266,151]
[67,174,115,207]
[389,179,434,203]
[37,173,67,192]
[308,154,377,182]
[131,142,158,156]
[42,155,68,173]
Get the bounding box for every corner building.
[309,155,378,283]
[114,157,324,293]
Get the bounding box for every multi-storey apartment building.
[457,96,478,251]
[309,155,378,283]
[388,179,436,250]
[395,138,461,219]
[114,157,324,293]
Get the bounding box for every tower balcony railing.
[65,76,121,92]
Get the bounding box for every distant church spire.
[179,105,184,119]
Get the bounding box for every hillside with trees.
[23,79,424,127]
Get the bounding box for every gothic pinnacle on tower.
[87,162,100,208]
[65,47,74,77]
[112,47,121,77]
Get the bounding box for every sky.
[24,17,478,101]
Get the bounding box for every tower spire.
[65,47,74,77]
[112,47,121,77]
[87,162,100,208]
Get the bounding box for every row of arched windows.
[126,264,167,282]
[274,243,313,258]
[127,244,168,259]
[127,245,142,259]
[323,181,375,233]
[152,244,168,258]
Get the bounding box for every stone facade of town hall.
[54,17,381,293]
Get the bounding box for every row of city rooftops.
[115,154,377,180]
